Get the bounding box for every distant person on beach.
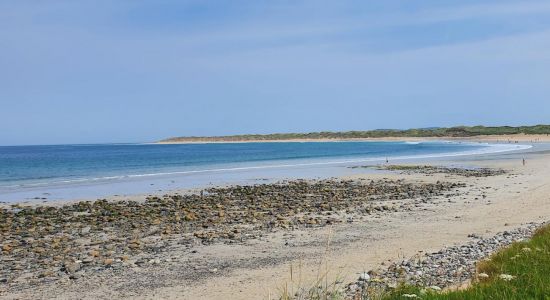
[523,158,526,166]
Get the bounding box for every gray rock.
[359,272,370,281]
[64,262,81,274]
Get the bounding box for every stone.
[34,247,46,254]
[358,272,370,281]
[81,226,91,234]
[82,257,94,264]
[0,176,531,297]
[347,284,358,292]
[64,262,81,274]
[345,222,542,298]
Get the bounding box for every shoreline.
[0,141,533,204]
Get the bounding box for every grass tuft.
[277,227,348,300]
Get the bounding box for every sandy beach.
[1,142,549,299]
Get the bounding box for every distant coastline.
[158,125,550,144]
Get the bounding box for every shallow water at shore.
[0,141,531,202]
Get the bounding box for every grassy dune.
[160,125,550,142]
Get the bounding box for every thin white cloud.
[140,1,550,48]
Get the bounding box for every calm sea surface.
[0,141,528,201]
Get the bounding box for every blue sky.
[1,0,550,145]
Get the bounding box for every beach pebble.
[358,272,370,281]
[346,222,543,298]
[64,262,81,274]
[81,226,91,234]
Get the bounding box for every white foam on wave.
[1,142,531,190]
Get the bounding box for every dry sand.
[3,144,550,300]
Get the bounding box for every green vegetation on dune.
[383,224,550,300]
[160,125,550,142]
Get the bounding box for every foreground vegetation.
[161,125,550,142]
[277,224,550,300]
[383,224,550,300]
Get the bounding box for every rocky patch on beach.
[0,179,465,291]
[351,165,507,177]
[347,222,543,298]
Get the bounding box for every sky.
[1,0,550,145]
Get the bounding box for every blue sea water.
[0,141,529,202]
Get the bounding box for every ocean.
[0,141,529,202]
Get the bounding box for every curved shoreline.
[0,142,530,192]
